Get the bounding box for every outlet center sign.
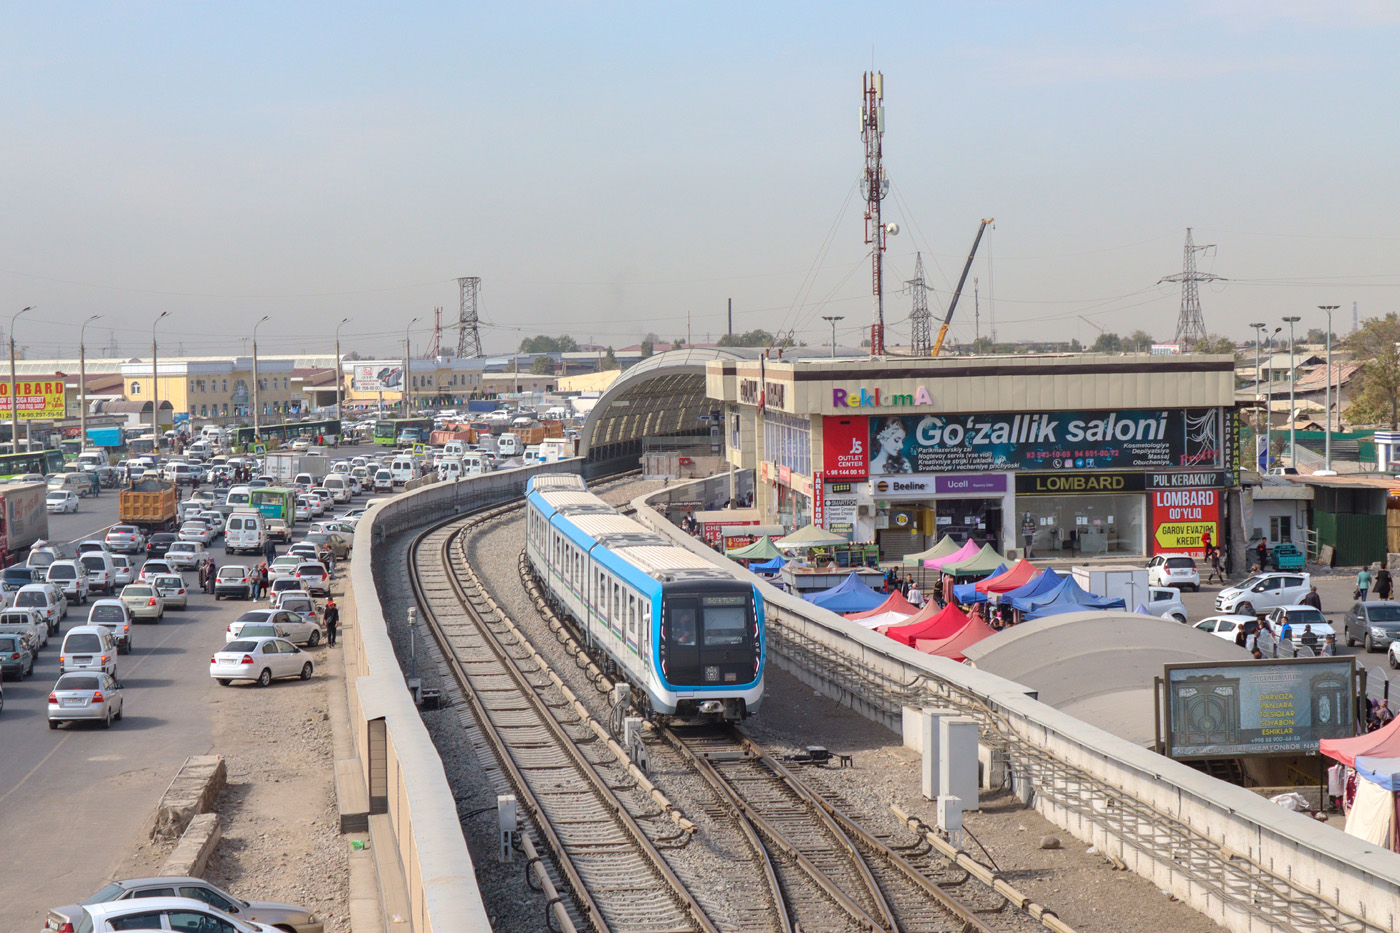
[1152,488,1219,555]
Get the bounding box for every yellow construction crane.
[931,218,993,357]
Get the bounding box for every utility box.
[939,717,980,811]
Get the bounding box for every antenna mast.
[1159,228,1223,352]
[456,276,483,357]
[862,71,892,355]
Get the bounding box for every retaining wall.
[347,459,582,933]
[634,474,1400,933]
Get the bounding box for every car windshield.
[48,565,75,579]
[15,592,43,606]
[82,882,128,905]
[64,633,102,652]
[124,587,153,597]
[224,640,260,652]
[169,543,194,552]
[1235,576,1264,590]
[56,674,100,691]
[1286,608,1327,626]
[46,493,66,500]
[90,606,124,622]
[80,557,105,571]
[219,568,248,580]
[1370,605,1400,623]
[237,611,272,623]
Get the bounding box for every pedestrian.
[1377,699,1395,729]
[1255,539,1268,571]
[1322,633,1337,656]
[197,560,209,592]
[1251,648,1264,660]
[884,567,896,593]
[1201,528,1214,561]
[1357,566,1373,601]
[1299,624,1318,651]
[1300,585,1322,611]
[204,560,217,595]
[324,597,339,647]
[263,538,277,565]
[908,581,924,607]
[1377,567,1393,601]
[325,547,337,576]
[1279,619,1293,647]
[253,563,266,599]
[1207,550,1224,585]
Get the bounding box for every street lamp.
[403,317,420,415]
[822,316,844,358]
[252,315,270,441]
[1263,326,1281,470]
[1319,305,1338,472]
[334,317,350,426]
[78,314,102,450]
[8,306,33,455]
[151,311,170,449]
[1250,323,1266,465]
[1283,315,1301,469]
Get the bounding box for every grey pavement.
[0,445,380,931]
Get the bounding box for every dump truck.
[118,478,178,534]
[0,482,48,566]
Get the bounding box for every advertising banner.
[869,408,1223,475]
[823,415,869,479]
[1164,658,1355,759]
[1152,488,1220,556]
[822,482,858,539]
[0,380,65,420]
[351,363,403,392]
[812,471,824,527]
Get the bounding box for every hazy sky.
[3,2,1398,360]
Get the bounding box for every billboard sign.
[351,363,403,392]
[822,416,869,479]
[822,482,858,538]
[1151,487,1220,556]
[1163,658,1356,759]
[0,380,65,420]
[869,408,1223,476]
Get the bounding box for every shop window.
[1019,493,1146,558]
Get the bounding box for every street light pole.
[334,317,350,427]
[9,306,33,454]
[79,314,101,450]
[822,316,844,358]
[404,317,420,416]
[1319,305,1338,472]
[252,315,270,442]
[151,311,169,451]
[1250,322,1265,467]
[1263,326,1281,470]
[1283,315,1301,469]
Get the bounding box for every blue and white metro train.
[524,474,764,721]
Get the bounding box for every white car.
[87,599,134,654]
[110,554,136,587]
[294,498,313,521]
[1215,573,1311,617]
[1140,585,1189,623]
[1147,555,1200,592]
[151,573,189,610]
[46,490,79,514]
[165,541,211,572]
[293,562,331,597]
[196,509,226,537]
[178,520,216,546]
[104,525,146,554]
[265,602,323,646]
[40,561,89,606]
[268,556,302,583]
[1262,605,1336,649]
[211,636,314,686]
[1192,614,1259,643]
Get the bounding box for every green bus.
[229,419,342,450]
[0,448,65,479]
[249,486,297,528]
[373,418,432,446]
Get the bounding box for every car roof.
[64,625,108,636]
[89,599,126,608]
[83,895,222,917]
[1277,604,1323,612]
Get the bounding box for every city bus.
[229,418,342,450]
[0,448,65,479]
[249,486,297,528]
[373,418,432,446]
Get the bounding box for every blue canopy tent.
[750,556,786,575]
[951,564,1008,605]
[1355,756,1400,793]
[804,573,888,613]
[1018,577,1126,620]
[1000,568,1062,609]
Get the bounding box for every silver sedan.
[48,671,123,729]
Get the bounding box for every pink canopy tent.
[925,539,979,571]
[975,558,1039,595]
[914,615,998,662]
[881,602,969,647]
[1320,714,1400,767]
[845,592,919,629]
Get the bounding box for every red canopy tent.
[880,602,969,647]
[1320,715,1400,767]
[975,558,1038,595]
[845,591,919,622]
[914,615,998,662]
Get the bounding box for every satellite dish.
[885,223,900,235]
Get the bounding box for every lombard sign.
[870,408,1223,474]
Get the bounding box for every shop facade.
[709,353,1239,562]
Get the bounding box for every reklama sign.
[1151,487,1219,556]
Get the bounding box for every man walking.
[1300,585,1322,611]
[263,538,277,566]
[324,597,339,648]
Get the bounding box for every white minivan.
[225,510,268,555]
[225,485,252,509]
[322,474,352,503]
[463,453,492,476]
[497,433,520,457]
[442,439,467,458]
[389,457,418,485]
[77,551,117,596]
[436,458,463,482]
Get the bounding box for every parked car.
[236,607,321,646]
[47,877,324,933]
[1270,541,1307,571]
[146,532,178,557]
[54,896,286,933]
[14,583,62,633]
[58,626,118,677]
[48,670,123,729]
[304,531,350,560]
[120,583,166,622]
[46,490,79,514]
[1263,605,1336,649]
[1140,585,1189,623]
[45,560,90,605]
[0,633,34,679]
[151,573,189,610]
[294,562,331,597]
[88,599,135,654]
[1215,573,1311,617]
[1343,601,1400,653]
[1147,555,1200,591]
[1192,614,1259,643]
[216,565,256,600]
[165,541,211,572]
[271,596,323,645]
[211,636,314,686]
[268,555,302,583]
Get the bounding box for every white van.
[497,433,520,456]
[522,446,540,466]
[463,453,492,476]
[437,458,463,482]
[389,457,418,485]
[225,510,268,555]
[442,439,467,458]
[293,472,315,492]
[322,475,352,503]
[544,406,567,421]
[77,551,117,596]
[59,626,118,677]
[225,485,252,509]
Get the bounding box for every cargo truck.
[118,478,178,535]
[265,451,330,484]
[0,482,48,566]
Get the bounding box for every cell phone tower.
[862,71,898,355]
[457,276,483,358]
[1159,228,1222,352]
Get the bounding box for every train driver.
[673,607,697,646]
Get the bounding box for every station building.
[708,353,1239,562]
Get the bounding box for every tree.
[1123,330,1155,353]
[640,332,658,358]
[601,347,620,371]
[519,335,578,354]
[1306,328,1337,345]
[968,337,995,354]
[1090,332,1122,353]
[1344,314,1400,428]
[1193,334,1238,355]
[717,329,775,348]
[1069,338,1083,352]
[530,355,555,375]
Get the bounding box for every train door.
[663,598,702,684]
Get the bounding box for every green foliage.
[968,337,996,354]
[601,347,620,371]
[1090,332,1122,353]
[1345,314,1400,428]
[1192,334,1238,355]
[518,334,578,354]
[717,329,775,348]
[640,332,658,358]
[530,355,555,375]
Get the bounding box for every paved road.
[0,446,383,930]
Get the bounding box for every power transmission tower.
[904,252,933,356]
[456,276,483,357]
[1159,227,1223,352]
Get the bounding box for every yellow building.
[122,358,297,421]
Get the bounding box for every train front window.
[701,596,748,647]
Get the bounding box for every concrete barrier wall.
[633,475,1400,933]
[348,459,582,933]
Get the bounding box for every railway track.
[408,499,719,933]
